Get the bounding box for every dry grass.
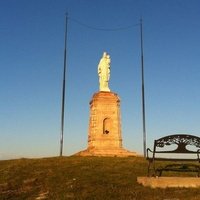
[0,156,200,200]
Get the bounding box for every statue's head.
[103,52,107,57]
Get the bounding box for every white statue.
[98,52,111,92]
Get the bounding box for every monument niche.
[76,52,136,156]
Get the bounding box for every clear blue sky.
[1,0,200,159]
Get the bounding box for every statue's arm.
[98,65,101,75]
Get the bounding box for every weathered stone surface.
[75,91,136,157]
[137,177,200,188]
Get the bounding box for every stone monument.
[75,52,136,157]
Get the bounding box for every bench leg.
[153,161,156,176]
[147,160,151,177]
[148,160,156,177]
[147,160,157,177]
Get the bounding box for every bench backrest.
[154,134,200,154]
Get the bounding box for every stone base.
[74,147,137,157]
[137,177,200,188]
[88,92,123,150]
[76,91,138,158]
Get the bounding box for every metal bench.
[147,134,200,177]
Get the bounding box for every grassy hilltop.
[0,156,200,200]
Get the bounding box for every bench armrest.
[147,148,153,159]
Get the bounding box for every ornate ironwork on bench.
[147,134,200,177]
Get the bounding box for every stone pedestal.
[75,91,136,157]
